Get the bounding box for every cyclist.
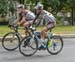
[35,2,56,49]
[15,4,35,35]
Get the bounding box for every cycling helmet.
[17,4,24,9]
[35,2,43,9]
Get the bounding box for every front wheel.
[47,35,63,55]
[19,36,38,57]
[2,32,20,51]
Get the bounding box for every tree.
[0,0,8,17]
[42,0,75,25]
[8,0,15,15]
[16,0,24,4]
[65,0,75,25]
[60,0,75,25]
[44,0,67,13]
[0,0,15,17]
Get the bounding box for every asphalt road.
[0,38,75,62]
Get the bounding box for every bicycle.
[19,26,63,57]
[2,25,26,51]
[2,11,41,51]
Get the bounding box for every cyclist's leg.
[38,30,48,50]
[39,22,56,47]
[40,27,48,41]
[47,22,56,47]
[23,21,31,36]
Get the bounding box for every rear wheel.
[2,32,20,51]
[47,35,63,55]
[19,36,38,57]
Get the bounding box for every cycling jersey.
[19,10,35,22]
[38,10,56,25]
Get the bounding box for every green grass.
[52,26,75,34]
[36,26,75,34]
[0,25,75,37]
[0,25,11,37]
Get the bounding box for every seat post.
[15,26,18,33]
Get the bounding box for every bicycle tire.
[19,36,38,57]
[47,35,63,55]
[2,32,20,51]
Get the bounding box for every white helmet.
[35,2,43,9]
[16,4,24,9]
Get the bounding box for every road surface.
[0,38,75,62]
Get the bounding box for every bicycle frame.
[30,27,53,48]
[8,25,23,40]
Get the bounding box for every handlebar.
[8,24,36,33]
[24,25,36,32]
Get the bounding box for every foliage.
[8,0,15,14]
[0,0,8,16]
[0,0,15,17]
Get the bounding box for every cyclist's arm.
[19,16,26,25]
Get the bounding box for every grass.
[52,26,75,34]
[0,25,24,37]
[0,25,75,37]
[0,25,11,37]
[37,26,75,34]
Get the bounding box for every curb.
[0,34,75,41]
[54,34,75,38]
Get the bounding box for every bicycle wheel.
[19,36,38,57]
[47,35,63,55]
[2,32,20,51]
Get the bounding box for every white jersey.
[8,10,35,26]
[38,10,56,25]
[25,11,35,21]
[19,10,35,21]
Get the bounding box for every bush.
[56,16,62,26]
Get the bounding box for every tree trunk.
[18,0,24,4]
[71,7,74,26]
[35,0,39,5]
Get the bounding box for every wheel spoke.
[2,32,20,51]
[47,36,63,55]
[19,36,38,56]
